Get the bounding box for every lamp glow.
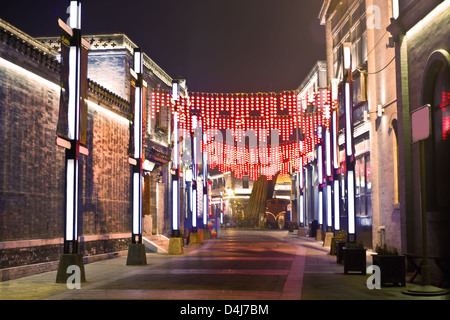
[173,112,179,168]
[172,81,179,101]
[68,46,78,140]
[65,159,78,241]
[318,190,323,225]
[343,43,352,70]
[133,173,141,235]
[299,167,304,189]
[134,87,141,159]
[345,83,352,156]
[134,51,142,74]
[325,129,331,177]
[327,184,332,227]
[192,189,197,228]
[377,104,384,118]
[299,194,304,225]
[332,110,339,169]
[203,193,208,226]
[67,1,81,29]
[392,0,399,19]
[347,170,355,234]
[172,180,179,231]
[334,179,340,230]
[318,145,323,184]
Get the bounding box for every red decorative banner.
[151,89,336,180]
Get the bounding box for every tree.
[244,175,268,228]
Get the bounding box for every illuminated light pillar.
[56,0,88,284]
[317,126,324,228]
[185,168,193,228]
[172,80,180,236]
[189,115,202,245]
[343,43,356,242]
[298,143,305,228]
[220,191,224,224]
[191,115,198,232]
[331,98,341,230]
[202,132,208,228]
[168,80,184,255]
[126,48,147,265]
[325,127,333,230]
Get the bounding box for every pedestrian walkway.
[0,229,448,301]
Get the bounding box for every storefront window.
[355,153,371,216]
[432,90,450,211]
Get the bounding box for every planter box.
[344,248,367,274]
[372,255,406,287]
[336,241,346,264]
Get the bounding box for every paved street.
[0,229,448,302]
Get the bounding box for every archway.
[422,49,450,258]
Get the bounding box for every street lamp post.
[325,127,333,231]
[126,48,147,265]
[202,132,209,229]
[343,43,356,242]
[317,126,324,236]
[189,115,202,244]
[168,79,184,255]
[331,104,341,231]
[56,0,89,284]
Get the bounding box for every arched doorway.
[422,50,450,258]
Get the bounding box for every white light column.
[325,128,333,230]
[131,48,144,245]
[317,126,324,226]
[343,43,356,241]
[63,0,82,254]
[202,132,208,227]
[331,102,341,230]
[168,79,185,255]
[191,115,198,231]
[56,0,87,283]
[298,152,305,227]
[172,112,180,234]
[171,81,180,237]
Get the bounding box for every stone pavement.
[0,229,448,302]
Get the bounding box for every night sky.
[1,0,326,93]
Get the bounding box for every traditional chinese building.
[387,0,450,284]
[0,18,175,279]
[319,0,401,249]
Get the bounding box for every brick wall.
[88,50,129,101]
[0,26,138,273]
[366,0,402,251]
[403,2,450,256]
[0,55,65,242]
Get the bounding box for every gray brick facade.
[0,19,173,279]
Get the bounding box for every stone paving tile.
[2,229,448,301]
[97,273,287,292]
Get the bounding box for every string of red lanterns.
[149,89,336,180]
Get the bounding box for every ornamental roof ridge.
[0,18,58,58]
[87,79,131,116]
[37,33,173,87]
[0,18,59,72]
